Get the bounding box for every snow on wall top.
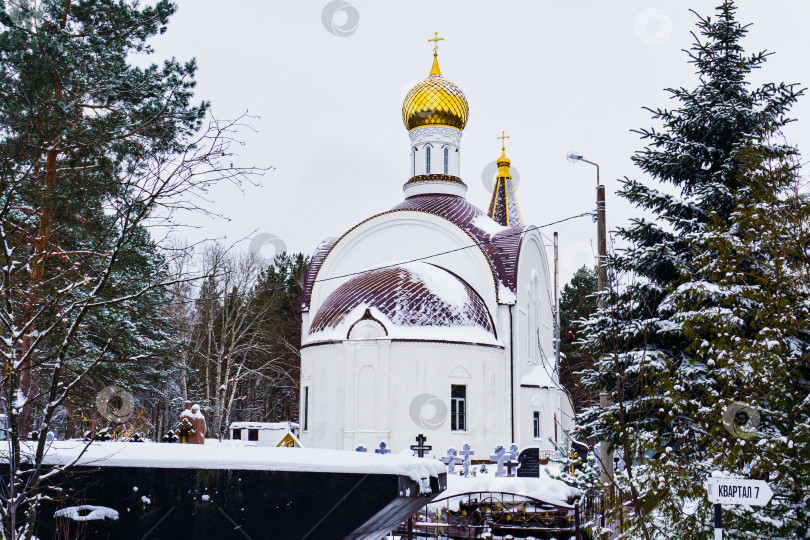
[301,194,531,309]
[306,262,499,346]
[27,441,445,487]
[229,421,298,431]
[520,365,557,388]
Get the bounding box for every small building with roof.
[229,421,301,447]
[299,38,574,456]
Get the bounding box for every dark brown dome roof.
[302,194,529,310]
[307,262,497,345]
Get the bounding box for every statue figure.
[188,404,206,445]
[178,400,192,421]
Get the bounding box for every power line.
[311,211,593,286]
[55,210,594,310]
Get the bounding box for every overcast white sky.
[148,1,810,284]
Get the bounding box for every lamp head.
[566,151,584,163]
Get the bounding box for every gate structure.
[395,491,583,539]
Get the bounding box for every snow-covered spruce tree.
[559,266,598,412]
[654,143,810,537]
[0,1,257,537]
[576,2,807,538]
[546,434,601,494]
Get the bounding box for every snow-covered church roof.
[305,262,500,347]
[302,194,531,310]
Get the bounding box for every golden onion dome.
[497,131,511,177]
[497,151,511,178]
[402,54,469,131]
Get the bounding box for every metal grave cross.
[490,445,508,477]
[459,443,475,477]
[177,418,195,444]
[355,445,367,453]
[411,434,432,458]
[442,448,460,475]
[374,441,391,455]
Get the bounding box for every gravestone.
[162,430,178,443]
[130,433,144,443]
[490,445,508,477]
[506,444,520,476]
[355,445,367,453]
[410,434,432,458]
[441,448,460,475]
[459,443,474,477]
[374,442,391,455]
[571,439,588,471]
[516,447,540,478]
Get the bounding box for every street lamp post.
[566,152,612,487]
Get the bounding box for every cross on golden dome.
[497,131,512,177]
[428,32,444,56]
[498,131,510,152]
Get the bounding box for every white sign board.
[707,478,773,506]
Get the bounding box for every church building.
[299,38,574,457]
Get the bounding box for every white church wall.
[517,387,564,451]
[512,230,560,450]
[299,344,346,450]
[300,339,508,456]
[308,213,500,332]
[300,311,310,347]
[514,230,555,379]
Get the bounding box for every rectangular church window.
[451,385,466,431]
[533,411,541,439]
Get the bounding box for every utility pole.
[553,231,560,373]
[566,152,612,487]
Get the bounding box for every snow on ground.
[54,505,119,522]
[436,467,579,509]
[22,440,445,491]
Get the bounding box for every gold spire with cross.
[428,32,444,55]
[497,131,511,177]
[428,32,444,76]
[498,131,510,153]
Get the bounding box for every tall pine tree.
[0,2,255,537]
[577,2,808,537]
